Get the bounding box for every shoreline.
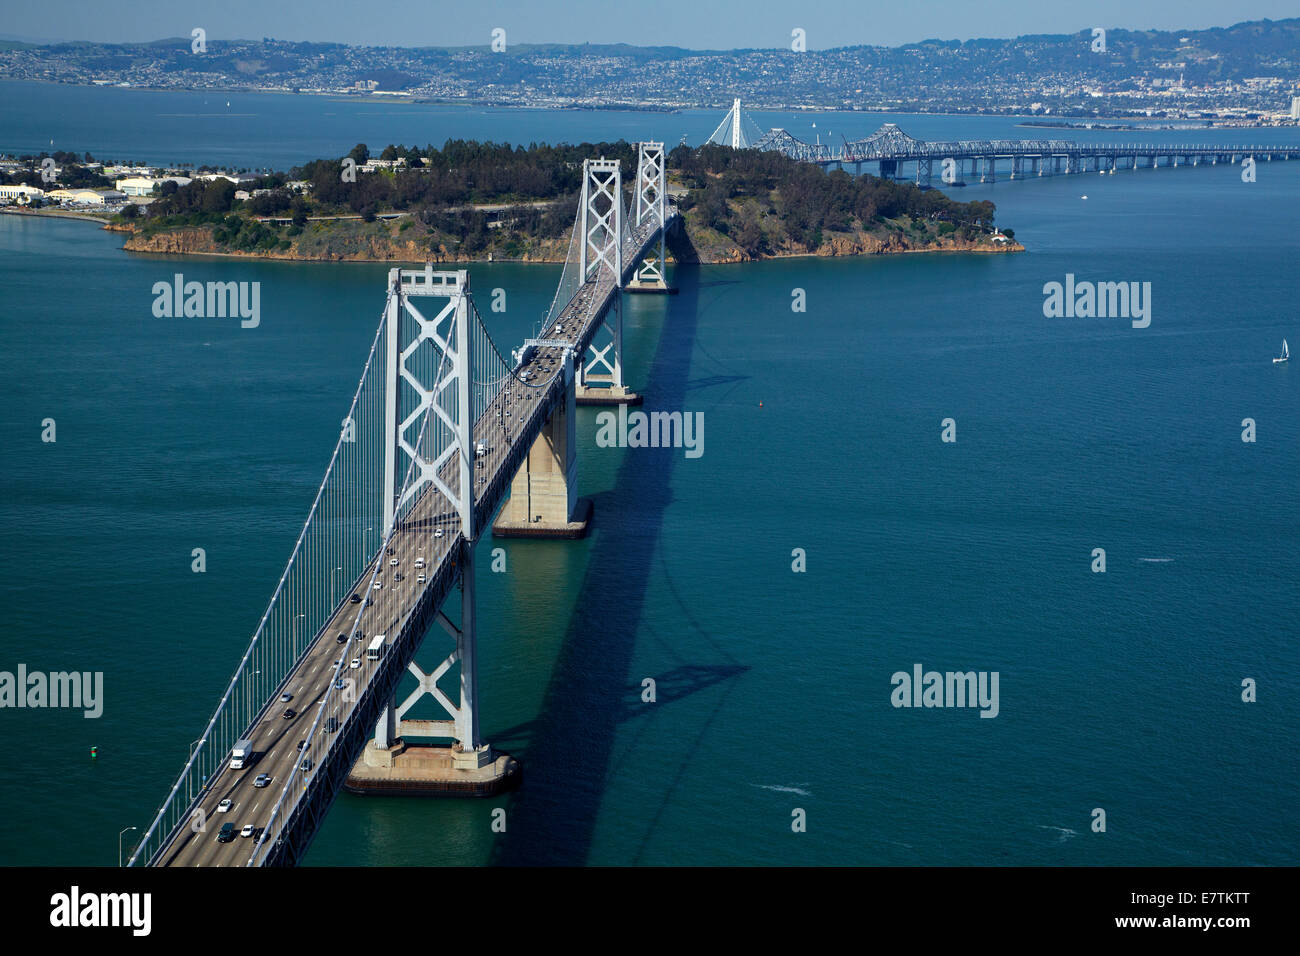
[116,236,1024,267]
[0,207,112,225]
[2,210,1023,264]
[0,78,1291,131]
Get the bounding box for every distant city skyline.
[5,0,1299,50]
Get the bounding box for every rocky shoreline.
[1,209,1023,262]
[116,223,1022,264]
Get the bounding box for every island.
[1,140,1021,263]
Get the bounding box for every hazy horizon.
[3,1,1297,51]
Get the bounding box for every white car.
[332,658,342,669]
[414,557,425,568]
[217,799,232,813]
[389,557,398,567]
[350,658,361,669]
[240,824,255,838]
[417,572,426,584]
[434,529,444,539]
[373,580,383,590]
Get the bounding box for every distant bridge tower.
[574,157,640,407]
[706,98,762,149]
[627,141,674,296]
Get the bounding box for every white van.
[367,634,386,660]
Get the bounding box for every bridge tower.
[706,99,756,150]
[355,267,508,790]
[627,141,674,296]
[575,157,641,407]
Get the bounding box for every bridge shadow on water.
[488,261,750,865]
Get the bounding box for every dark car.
[217,822,236,844]
[282,708,296,719]
[386,546,395,556]
[349,593,361,605]
[326,717,339,733]
[296,739,307,751]
[336,633,348,644]
[364,597,374,607]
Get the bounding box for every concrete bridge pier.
[626,257,673,294]
[346,544,519,796]
[494,349,593,538]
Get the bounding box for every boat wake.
[1035,825,1078,843]
[752,783,812,797]
[1139,557,1174,563]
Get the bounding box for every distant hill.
[2,18,1297,115]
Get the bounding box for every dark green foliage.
[669,144,999,248]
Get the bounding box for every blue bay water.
[0,89,1297,866]
[5,78,1293,170]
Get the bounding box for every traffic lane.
[214,495,455,860]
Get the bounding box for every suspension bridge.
[708,99,1300,183]
[127,143,677,867]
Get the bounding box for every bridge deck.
[152,208,674,866]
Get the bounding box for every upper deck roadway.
[153,205,675,866]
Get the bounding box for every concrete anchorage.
[493,348,592,538]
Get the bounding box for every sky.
[5,0,1298,49]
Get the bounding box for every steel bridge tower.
[367,269,496,777]
[626,141,672,296]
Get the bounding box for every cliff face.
[682,229,1022,263]
[118,223,1020,263]
[121,225,572,263]
[123,227,219,255]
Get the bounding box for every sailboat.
[1274,339,1289,364]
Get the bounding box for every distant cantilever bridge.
[708,100,1300,184]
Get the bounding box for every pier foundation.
[345,738,519,797]
[493,351,593,538]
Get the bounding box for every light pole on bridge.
[119,826,138,867]
[187,737,202,804]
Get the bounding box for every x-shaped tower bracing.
[578,158,626,394]
[634,142,667,288]
[378,267,485,760]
